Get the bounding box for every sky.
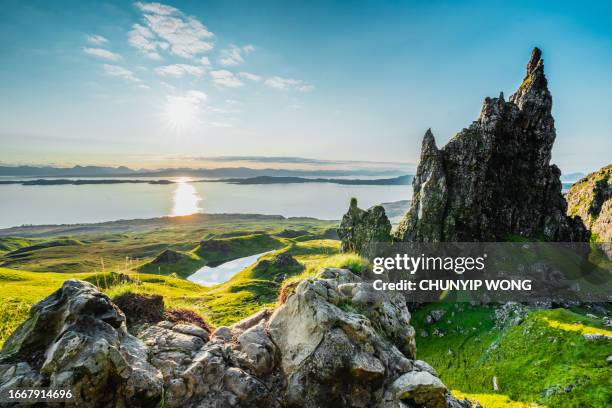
[0,0,610,174]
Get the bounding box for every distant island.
[213,175,412,185]
[0,175,412,186]
[0,179,173,186]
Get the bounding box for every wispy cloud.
[238,71,261,81]
[83,47,121,61]
[179,155,413,167]
[131,1,214,59]
[155,64,204,77]
[167,89,207,105]
[134,1,177,15]
[128,23,164,60]
[200,56,211,66]
[210,70,244,88]
[219,44,254,66]
[264,76,314,92]
[86,34,108,45]
[102,64,140,82]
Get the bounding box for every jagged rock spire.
[510,47,552,114]
[422,128,437,152]
[396,129,447,242]
[527,47,542,71]
[396,48,586,242]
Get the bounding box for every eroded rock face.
[566,165,612,244]
[396,48,587,242]
[339,198,392,256]
[0,273,476,408]
[268,268,416,407]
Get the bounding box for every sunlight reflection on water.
[171,178,202,216]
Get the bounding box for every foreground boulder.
[0,272,477,408]
[0,280,163,407]
[566,164,611,243]
[338,198,392,256]
[396,48,586,242]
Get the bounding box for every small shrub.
[113,292,164,327]
[278,280,301,304]
[164,308,213,333]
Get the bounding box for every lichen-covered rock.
[0,279,163,407]
[266,268,473,408]
[566,164,611,244]
[1,275,477,408]
[339,197,392,256]
[396,48,587,242]
[387,371,448,408]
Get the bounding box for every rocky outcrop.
[339,198,392,256]
[0,272,477,408]
[396,48,587,242]
[566,164,611,243]
[151,249,191,265]
[0,280,163,407]
[259,251,301,269]
[276,229,309,238]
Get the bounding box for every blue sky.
[0,0,610,173]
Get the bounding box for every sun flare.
[164,97,198,130]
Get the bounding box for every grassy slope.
[0,236,365,346]
[0,237,36,254]
[194,233,284,263]
[0,214,335,274]
[412,304,611,408]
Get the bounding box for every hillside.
[413,303,611,407]
[566,164,611,243]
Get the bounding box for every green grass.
[0,237,36,254]
[413,304,612,407]
[0,214,335,274]
[137,250,205,278]
[452,390,544,408]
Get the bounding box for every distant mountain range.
[0,165,406,178]
[560,172,586,182]
[0,175,412,187]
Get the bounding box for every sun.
[164,96,197,131]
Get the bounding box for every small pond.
[187,251,272,286]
